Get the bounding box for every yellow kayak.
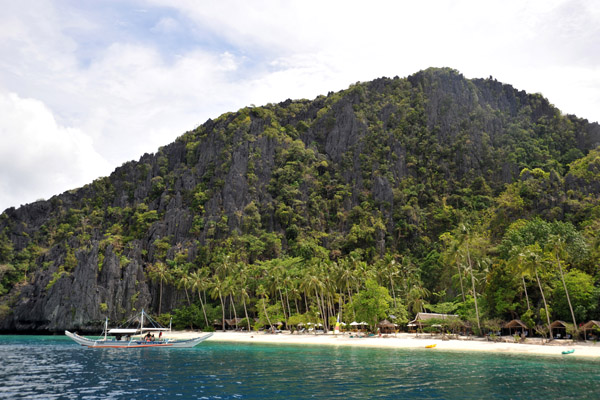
[425,344,437,348]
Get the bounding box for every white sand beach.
[165,330,600,358]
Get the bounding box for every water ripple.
[1,336,600,399]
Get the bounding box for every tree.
[552,269,598,323]
[440,232,466,303]
[210,275,227,331]
[190,269,211,327]
[348,279,392,331]
[147,261,171,315]
[501,218,590,338]
[237,262,253,331]
[522,243,553,339]
[546,223,588,332]
[506,250,531,312]
[442,223,489,332]
[256,284,273,331]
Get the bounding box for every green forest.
[1,68,599,336]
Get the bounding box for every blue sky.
[1,0,599,212]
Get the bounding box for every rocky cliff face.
[1,67,599,332]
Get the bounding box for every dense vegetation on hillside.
[1,68,599,334]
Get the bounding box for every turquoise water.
[1,335,599,399]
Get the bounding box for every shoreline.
[166,330,600,358]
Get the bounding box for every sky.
[1,0,599,212]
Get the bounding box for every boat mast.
[140,309,144,334]
[104,317,108,341]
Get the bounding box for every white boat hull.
[65,330,213,348]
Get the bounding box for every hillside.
[1,67,599,333]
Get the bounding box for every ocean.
[0,335,598,399]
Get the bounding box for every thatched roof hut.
[549,320,573,339]
[503,319,529,336]
[582,320,600,340]
[407,312,459,328]
[582,320,600,330]
[225,318,244,329]
[378,319,396,334]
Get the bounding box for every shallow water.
[1,335,598,399]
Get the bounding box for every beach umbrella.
[350,321,360,326]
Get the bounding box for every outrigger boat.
[65,309,213,348]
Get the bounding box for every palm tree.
[190,269,210,327]
[522,244,553,339]
[407,282,430,315]
[223,275,238,323]
[210,275,227,331]
[300,263,326,332]
[147,261,171,315]
[172,263,193,306]
[507,250,531,311]
[548,234,578,332]
[377,254,400,309]
[457,223,488,335]
[337,257,357,319]
[238,275,253,331]
[256,284,273,331]
[440,232,466,303]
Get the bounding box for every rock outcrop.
[1,67,599,332]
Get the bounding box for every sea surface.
[1,335,599,399]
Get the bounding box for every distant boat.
[425,344,437,348]
[562,349,575,355]
[65,309,213,348]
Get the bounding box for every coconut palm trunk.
[535,269,552,340]
[389,275,397,308]
[242,297,251,331]
[262,299,273,331]
[522,276,531,311]
[278,289,287,320]
[456,261,466,303]
[230,294,238,324]
[556,252,577,330]
[198,291,209,327]
[219,292,226,331]
[466,244,481,334]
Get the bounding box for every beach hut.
[581,320,600,341]
[407,312,459,332]
[213,319,224,330]
[549,320,573,339]
[377,319,396,334]
[503,320,529,337]
[225,318,244,330]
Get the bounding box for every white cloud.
[0,92,111,211]
[151,17,180,34]
[145,0,600,122]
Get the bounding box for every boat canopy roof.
[108,328,139,334]
[141,328,169,332]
